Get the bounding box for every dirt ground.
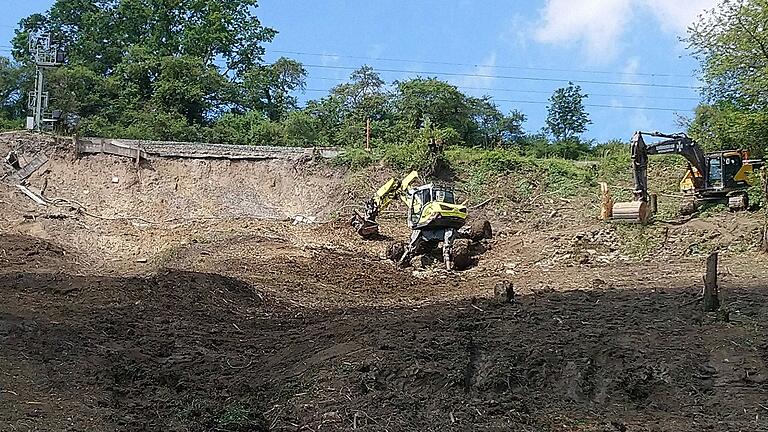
[1,133,768,431]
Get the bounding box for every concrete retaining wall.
[77,137,341,161]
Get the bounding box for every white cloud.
[533,0,633,61]
[620,57,645,93]
[641,0,720,34]
[500,13,531,50]
[457,52,498,91]
[531,0,719,61]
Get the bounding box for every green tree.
[10,0,277,139]
[468,96,526,147]
[0,58,31,126]
[545,82,591,141]
[331,65,389,121]
[686,0,768,154]
[688,0,768,107]
[686,102,768,155]
[13,0,276,79]
[394,78,472,136]
[239,57,307,121]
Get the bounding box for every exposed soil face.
[2,133,768,431]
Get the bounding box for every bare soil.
[1,132,767,431]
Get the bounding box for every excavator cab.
[707,155,723,188]
[406,184,467,230]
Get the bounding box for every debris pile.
[536,227,627,269]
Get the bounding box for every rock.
[386,241,405,262]
[494,280,514,303]
[453,239,472,270]
[410,254,433,269]
[468,219,493,241]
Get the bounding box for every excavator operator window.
[409,189,430,225]
[434,188,456,204]
[722,155,743,187]
[707,156,723,187]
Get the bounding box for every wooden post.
[599,182,613,221]
[703,252,719,312]
[761,169,768,252]
[365,118,371,151]
[649,193,658,215]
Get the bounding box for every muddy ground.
[1,133,768,431]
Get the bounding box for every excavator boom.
[630,131,708,202]
[351,171,419,238]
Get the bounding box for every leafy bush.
[334,147,376,170]
[0,115,22,131]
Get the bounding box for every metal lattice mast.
[27,33,64,131]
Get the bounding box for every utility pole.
[365,118,371,151]
[27,32,65,132]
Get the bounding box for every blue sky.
[0,0,719,142]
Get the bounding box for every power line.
[308,76,700,101]
[300,89,693,112]
[271,49,695,79]
[301,64,701,90]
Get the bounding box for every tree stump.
[703,252,719,312]
[494,281,514,304]
[649,193,658,215]
[599,182,613,220]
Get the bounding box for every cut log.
[703,252,719,312]
[611,201,650,224]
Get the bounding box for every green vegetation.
[1,0,603,158]
[614,225,667,259]
[215,403,265,431]
[686,0,768,156]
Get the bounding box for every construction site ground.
[1,133,767,431]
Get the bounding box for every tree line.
[1,0,762,158]
[0,0,595,159]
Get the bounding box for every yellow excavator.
[609,131,764,223]
[350,171,477,270]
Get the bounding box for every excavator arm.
[367,171,419,219]
[351,171,419,238]
[630,131,707,201]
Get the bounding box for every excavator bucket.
[600,183,651,224]
[350,211,380,238]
